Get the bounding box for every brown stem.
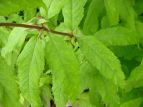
[0,23,74,37]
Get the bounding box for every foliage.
[0,0,143,107]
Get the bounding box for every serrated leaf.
[95,26,139,46]
[62,0,87,31]
[17,37,45,107]
[83,0,105,34]
[104,0,119,26]
[1,28,27,58]
[45,35,80,107]
[78,36,125,87]
[0,56,21,107]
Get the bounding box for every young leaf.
[1,28,27,58]
[95,26,139,46]
[45,35,80,107]
[83,0,105,34]
[78,36,125,87]
[0,56,21,107]
[62,0,87,31]
[17,37,45,107]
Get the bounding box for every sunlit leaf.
[45,35,80,107]
[17,37,45,107]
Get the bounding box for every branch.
[0,23,74,37]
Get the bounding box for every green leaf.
[136,21,143,44]
[0,16,6,22]
[80,59,98,90]
[78,93,96,107]
[0,0,44,16]
[120,97,143,107]
[43,0,68,19]
[0,84,3,102]
[134,0,143,15]
[121,88,143,107]
[41,85,52,107]
[45,35,80,107]
[0,56,21,107]
[80,58,103,106]
[24,8,37,21]
[101,16,110,29]
[126,61,143,91]
[93,74,120,107]
[78,36,125,87]
[83,0,105,34]
[17,37,45,107]
[80,61,120,107]
[1,28,27,58]
[62,0,87,31]
[117,0,136,29]
[95,26,139,46]
[110,46,143,61]
[89,90,105,107]
[0,28,9,47]
[104,0,119,26]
